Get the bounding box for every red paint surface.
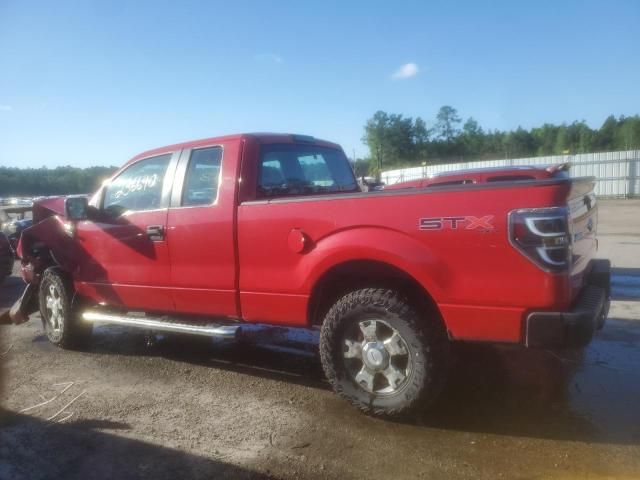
[18,134,599,344]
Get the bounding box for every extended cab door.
[236,139,360,326]
[165,141,240,318]
[74,152,179,311]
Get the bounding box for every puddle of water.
[569,318,640,443]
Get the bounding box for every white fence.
[381,150,640,198]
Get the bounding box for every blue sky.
[0,0,638,168]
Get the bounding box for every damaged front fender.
[17,193,87,275]
[1,196,86,325]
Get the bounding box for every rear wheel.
[39,268,92,350]
[320,288,449,417]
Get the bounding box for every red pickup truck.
[4,133,610,417]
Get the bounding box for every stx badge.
[419,215,495,231]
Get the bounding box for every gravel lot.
[1,199,639,479]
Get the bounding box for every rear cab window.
[182,146,223,206]
[257,144,358,198]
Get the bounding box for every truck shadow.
[415,344,599,439]
[0,410,275,480]
[413,317,640,446]
[86,316,640,447]
[90,327,329,391]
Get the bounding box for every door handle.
[146,225,165,241]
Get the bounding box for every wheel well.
[308,260,440,326]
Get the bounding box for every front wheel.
[39,268,92,350]
[320,288,449,417]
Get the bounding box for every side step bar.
[82,310,240,339]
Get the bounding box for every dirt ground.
[1,200,639,480]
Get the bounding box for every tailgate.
[567,177,598,300]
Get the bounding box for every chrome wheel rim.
[45,284,63,333]
[343,319,412,395]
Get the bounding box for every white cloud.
[391,63,419,80]
[254,53,284,64]
[0,104,12,111]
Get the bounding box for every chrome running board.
[82,310,240,339]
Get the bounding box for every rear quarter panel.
[237,180,573,342]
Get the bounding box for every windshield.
[258,144,358,198]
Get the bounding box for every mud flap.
[0,283,38,325]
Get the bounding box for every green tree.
[595,115,618,151]
[362,108,640,171]
[555,125,568,154]
[461,117,484,156]
[615,115,640,150]
[413,117,431,161]
[385,113,416,163]
[0,166,117,196]
[435,106,461,143]
[362,111,419,176]
[352,158,370,177]
[531,124,559,155]
[362,110,390,177]
[565,121,594,153]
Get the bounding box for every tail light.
[509,207,572,273]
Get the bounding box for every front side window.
[258,144,357,198]
[182,147,222,206]
[103,154,171,216]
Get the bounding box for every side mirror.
[64,196,89,221]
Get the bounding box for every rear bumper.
[526,259,611,349]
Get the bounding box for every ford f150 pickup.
[2,133,610,417]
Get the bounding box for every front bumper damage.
[526,259,611,349]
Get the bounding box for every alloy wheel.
[343,318,412,395]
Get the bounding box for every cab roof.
[127,133,341,166]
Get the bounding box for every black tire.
[39,268,92,350]
[320,288,449,417]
